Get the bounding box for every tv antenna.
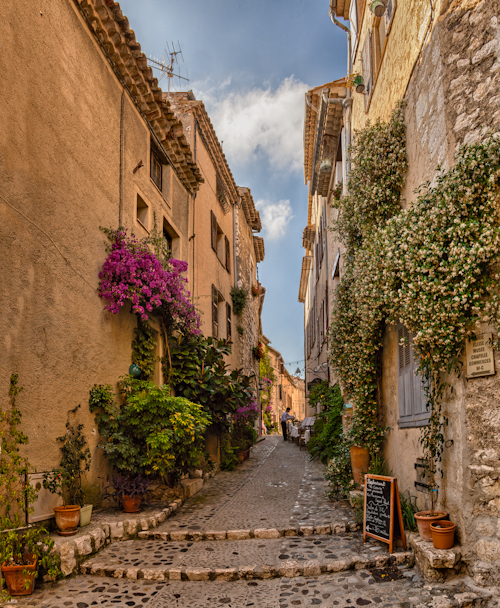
[148,41,189,95]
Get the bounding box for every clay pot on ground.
[414,510,448,541]
[430,520,456,550]
[1,554,37,596]
[350,446,370,485]
[79,504,93,527]
[53,505,81,536]
[236,448,250,463]
[122,495,141,513]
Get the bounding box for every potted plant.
[1,375,62,599]
[369,0,387,17]
[414,486,448,541]
[42,408,92,535]
[231,401,259,462]
[105,474,150,513]
[42,469,81,536]
[430,519,456,550]
[346,72,365,94]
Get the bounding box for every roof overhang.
[298,255,313,303]
[79,1,202,193]
[304,79,347,197]
[253,236,265,263]
[239,187,262,231]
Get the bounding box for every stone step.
[80,533,414,582]
[137,521,359,542]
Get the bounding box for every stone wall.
[376,0,500,587]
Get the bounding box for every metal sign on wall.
[466,333,495,378]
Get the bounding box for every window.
[212,285,219,338]
[210,210,226,267]
[397,324,430,428]
[226,303,232,340]
[150,149,163,191]
[136,194,149,229]
[162,218,179,257]
[225,236,231,273]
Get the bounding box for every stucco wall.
[0,0,191,486]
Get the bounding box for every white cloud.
[255,199,294,241]
[192,76,308,173]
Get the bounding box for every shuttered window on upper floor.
[361,30,373,111]
[397,324,430,428]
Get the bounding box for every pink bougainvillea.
[234,400,259,424]
[98,230,200,335]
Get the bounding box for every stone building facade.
[311,0,500,587]
[265,343,306,424]
[299,80,346,413]
[168,93,266,386]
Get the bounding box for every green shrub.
[307,384,343,463]
[230,286,248,316]
[324,436,354,500]
[89,379,211,479]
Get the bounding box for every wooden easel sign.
[363,474,406,554]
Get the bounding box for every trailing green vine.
[132,318,158,381]
[230,285,248,316]
[329,100,500,498]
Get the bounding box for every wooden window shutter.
[225,236,231,272]
[398,324,430,427]
[226,303,232,340]
[212,284,219,338]
[361,31,373,110]
[211,211,217,252]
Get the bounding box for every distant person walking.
[281,408,294,441]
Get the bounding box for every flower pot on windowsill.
[430,520,456,550]
[79,504,93,527]
[54,505,81,536]
[2,554,37,596]
[350,446,370,485]
[414,511,448,541]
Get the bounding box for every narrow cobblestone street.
[8,437,492,608]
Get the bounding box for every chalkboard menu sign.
[363,475,406,553]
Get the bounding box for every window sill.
[136,218,150,233]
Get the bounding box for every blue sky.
[119,0,347,374]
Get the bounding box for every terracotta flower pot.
[123,495,141,513]
[2,554,37,596]
[414,511,448,541]
[236,451,246,463]
[350,446,370,485]
[54,505,81,536]
[430,520,456,550]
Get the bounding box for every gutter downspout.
[328,0,353,185]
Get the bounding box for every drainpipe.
[328,0,353,183]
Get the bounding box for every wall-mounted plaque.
[466,333,495,379]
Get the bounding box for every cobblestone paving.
[82,532,405,576]
[5,436,494,607]
[157,437,354,533]
[7,568,492,607]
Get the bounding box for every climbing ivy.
[329,99,500,496]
